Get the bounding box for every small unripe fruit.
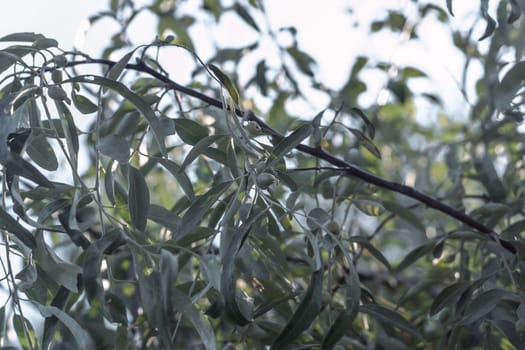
[246,121,263,135]
[53,54,68,67]
[326,221,340,235]
[256,173,276,189]
[51,70,63,84]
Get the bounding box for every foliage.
[0,0,524,349]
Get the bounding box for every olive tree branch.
[62,58,516,254]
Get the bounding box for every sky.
[0,0,481,112]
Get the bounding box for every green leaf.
[26,134,59,171]
[271,268,323,349]
[446,0,454,16]
[382,200,425,232]
[128,166,150,232]
[0,306,5,339]
[148,204,181,232]
[461,289,510,324]
[306,207,331,230]
[173,118,209,145]
[55,101,79,168]
[171,287,218,350]
[98,134,130,164]
[267,123,313,168]
[321,260,360,349]
[106,49,136,82]
[0,32,46,42]
[286,46,316,77]
[6,151,55,188]
[13,314,38,350]
[348,237,391,270]
[35,231,82,292]
[395,240,436,272]
[71,90,98,114]
[181,135,224,170]
[350,107,375,139]
[0,206,35,248]
[83,229,122,304]
[221,210,267,326]
[33,37,58,49]
[361,304,421,339]
[104,162,116,205]
[159,158,195,200]
[208,63,240,106]
[0,46,34,73]
[233,3,259,31]
[478,0,496,40]
[130,246,173,349]
[65,75,167,155]
[430,282,471,316]
[348,127,381,159]
[36,304,93,348]
[474,154,506,202]
[352,198,385,216]
[494,60,525,110]
[177,181,232,239]
[508,0,522,23]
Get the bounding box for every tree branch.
[64,58,517,254]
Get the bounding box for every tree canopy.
[0,0,524,349]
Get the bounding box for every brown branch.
[63,58,517,255]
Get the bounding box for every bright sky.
[0,1,485,119]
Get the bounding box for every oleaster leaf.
[271,268,323,349]
[65,75,167,155]
[128,166,150,232]
[71,90,98,114]
[267,123,313,168]
[98,134,130,164]
[208,63,240,106]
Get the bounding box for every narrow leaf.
[181,135,224,170]
[221,210,267,326]
[6,151,55,188]
[494,60,525,110]
[0,206,35,249]
[267,124,313,168]
[271,269,323,349]
[98,134,130,164]
[395,240,436,272]
[461,289,509,324]
[0,32,46,42]
[233,3,259,31]
[128,166,150,232]
[83,229,122,304]
[172,288,218,350]
[71,90,98,114]
[26,134,59,171]
[177,181,232,239]
[352,198,385,216]
[430,282,470,316]
[159,158,195,200]
[66,75,166,155]
[208,63,240,106]
[382,200,425,232]
[173,118,209,145]
[37,304,93,349]
[360,304,421,339]
[106,49,136,82]
[13,314,38,350]
[321,261,360,349]
[446,0,454,16]
[348,237,391,270]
